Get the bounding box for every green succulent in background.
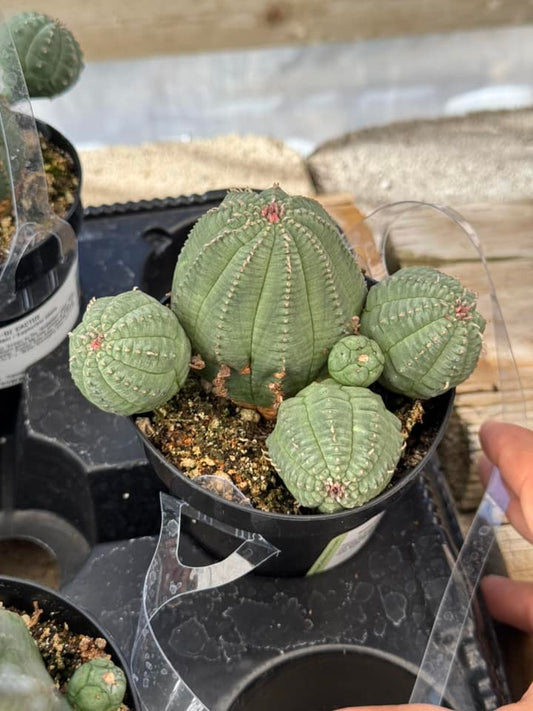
[0,12,83,100]
[0,609,71,711]
[266,379,404,513]
[69,289,192,416]
[328,334,385,387]
[359,266,486,399]
[66,658,126,711]
[171,186,367,417]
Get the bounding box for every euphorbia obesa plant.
[69,187,485,514]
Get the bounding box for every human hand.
[478,420,533,634]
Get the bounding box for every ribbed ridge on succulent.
[267,382,403,512]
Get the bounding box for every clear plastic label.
[0,260,79,388]
[307,511,384,576]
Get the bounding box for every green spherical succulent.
[171,186,367,417]
[359,266,486,399]
[1,12,83,99]
[69,289,191,416]
[328,334,384,387]
[66,658,126,711]
[267,379,404,513]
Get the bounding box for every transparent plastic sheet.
[0,11,76,321]
[350,201,527,706]
[131,482,278,711]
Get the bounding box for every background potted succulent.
[67,186,484,575]
[0,11,83,390]
[0,575,138,710]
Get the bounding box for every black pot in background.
[226,645,452,711]
[135,387,455,576]
[0,575,139,710]
[0,119,82,326]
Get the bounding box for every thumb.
[481,575,533,634]
[499,682,533,711]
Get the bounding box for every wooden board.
[5,0,533,60]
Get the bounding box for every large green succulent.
[360,266,486,399]
[0,609,71,711]
[66,658,126,711]
[171,187,367,417]
[69,289,191,416]
[267,379,404,513]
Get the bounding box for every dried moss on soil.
[139,375,439,515]
[0,133,79,262]
[0,600,129,709]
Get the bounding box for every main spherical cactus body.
[360,266,486,399]
[267,379,404,513]
[66,658,126,711]
[69,290,191,416]
[2,12,83,99]
[171,187,367,415]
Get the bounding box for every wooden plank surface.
[5,0,533,60]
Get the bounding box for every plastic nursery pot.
[225,645,452,711]
[0,575,139,710]
[134,387,455,577]
[0,120,82,389]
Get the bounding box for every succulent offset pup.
[267,379,404,513]
[67,658,126,711]
[69,290,191,416]
[328,334,385,388]
[171,186,367,417]
[360,266,486,399]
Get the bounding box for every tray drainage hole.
[0,537,60,589]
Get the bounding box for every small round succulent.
[69,289,191,416]
[1,12,83,99]
[267,379,404,513]
[328,335,384,387]
[66,658,126,711]
[360,266,486,399]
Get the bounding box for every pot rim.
[134,386,455,523]
[224,642,451,710]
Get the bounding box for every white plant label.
[0,260,79,388]
[307,511,385,575]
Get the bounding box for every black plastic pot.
[225,645,451,711]
[0,575,139,710]
[135,387,455,576]
[0,119,82,326]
